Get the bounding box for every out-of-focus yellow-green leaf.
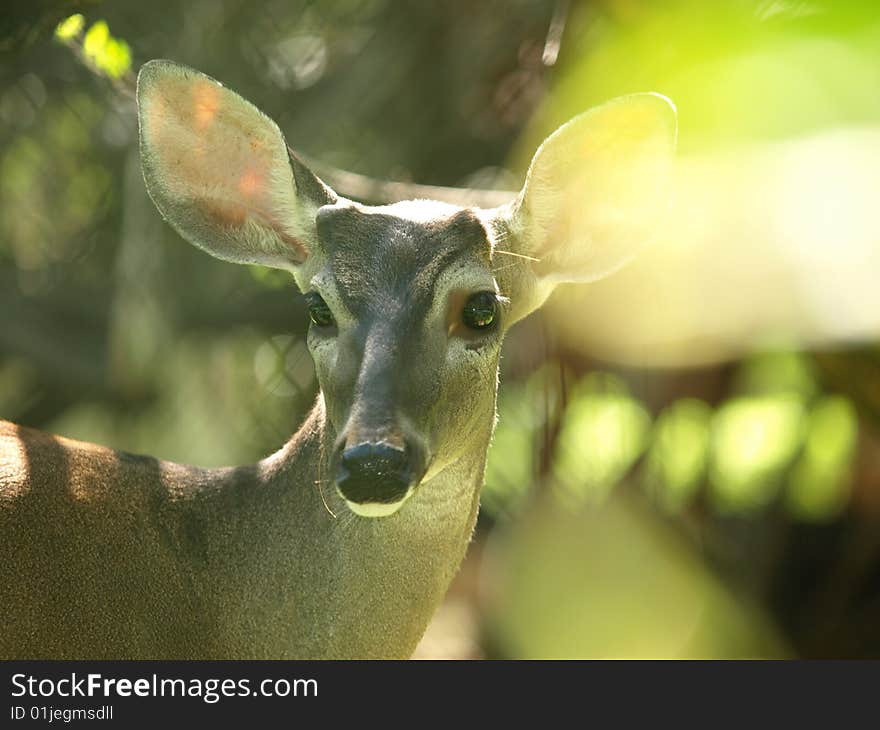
[787,396,857,521]
[55,14,85,41]
[553,373,651,505]
[645,398,712,510]
[710,395,806,512]
[82,20,109,58]
[83,21,132,79]
[484,496,788,658]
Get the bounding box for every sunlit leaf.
[709,395,806,512]
[553,373,651,505]
[83,20,109,58]
[54,14,85,41]
[83,21,132,79]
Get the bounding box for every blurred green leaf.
[485,497,788,658]
[645,398,712,511]
[787,396,857,521]
[54,14,85,41]
[83,21,131,79]
[710,395,806,512]
[553,373,651,505]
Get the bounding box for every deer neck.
[210,395,489,658]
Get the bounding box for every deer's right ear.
[137,59,335,270]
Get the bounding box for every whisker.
[314,479,337,518]
[493,249,541,262]
[314,414,338,519]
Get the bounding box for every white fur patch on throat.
[344,491,413,518]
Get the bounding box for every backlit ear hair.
[138,59,336,270]
[500,93,677,287]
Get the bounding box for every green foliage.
[485,497,788,659]
[709,395,806,512]
[645,398,712,511]
[82,21,131,79]
[786,396,857,520]
[552,374,651,505]
[54,14,84,41]
[0,92,112,276]
[519,0,880,162]
[483,349,859,522]
[54,15,131,79]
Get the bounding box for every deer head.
[137,60,676,518]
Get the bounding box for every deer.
[0,60,676,659]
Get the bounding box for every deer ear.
[137,59,335,270]
[500,93,676,291]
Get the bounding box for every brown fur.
[0,403,484,658]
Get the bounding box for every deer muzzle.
[335,441,424,517]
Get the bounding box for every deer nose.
[335,442,415,517]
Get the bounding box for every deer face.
[297,200,504,515]
[136,60,676,518]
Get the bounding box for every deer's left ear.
[494,93,676,315]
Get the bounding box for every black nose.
[335,442,414,505]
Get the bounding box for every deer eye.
[461,291,498,331]
[305,292,335,328]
